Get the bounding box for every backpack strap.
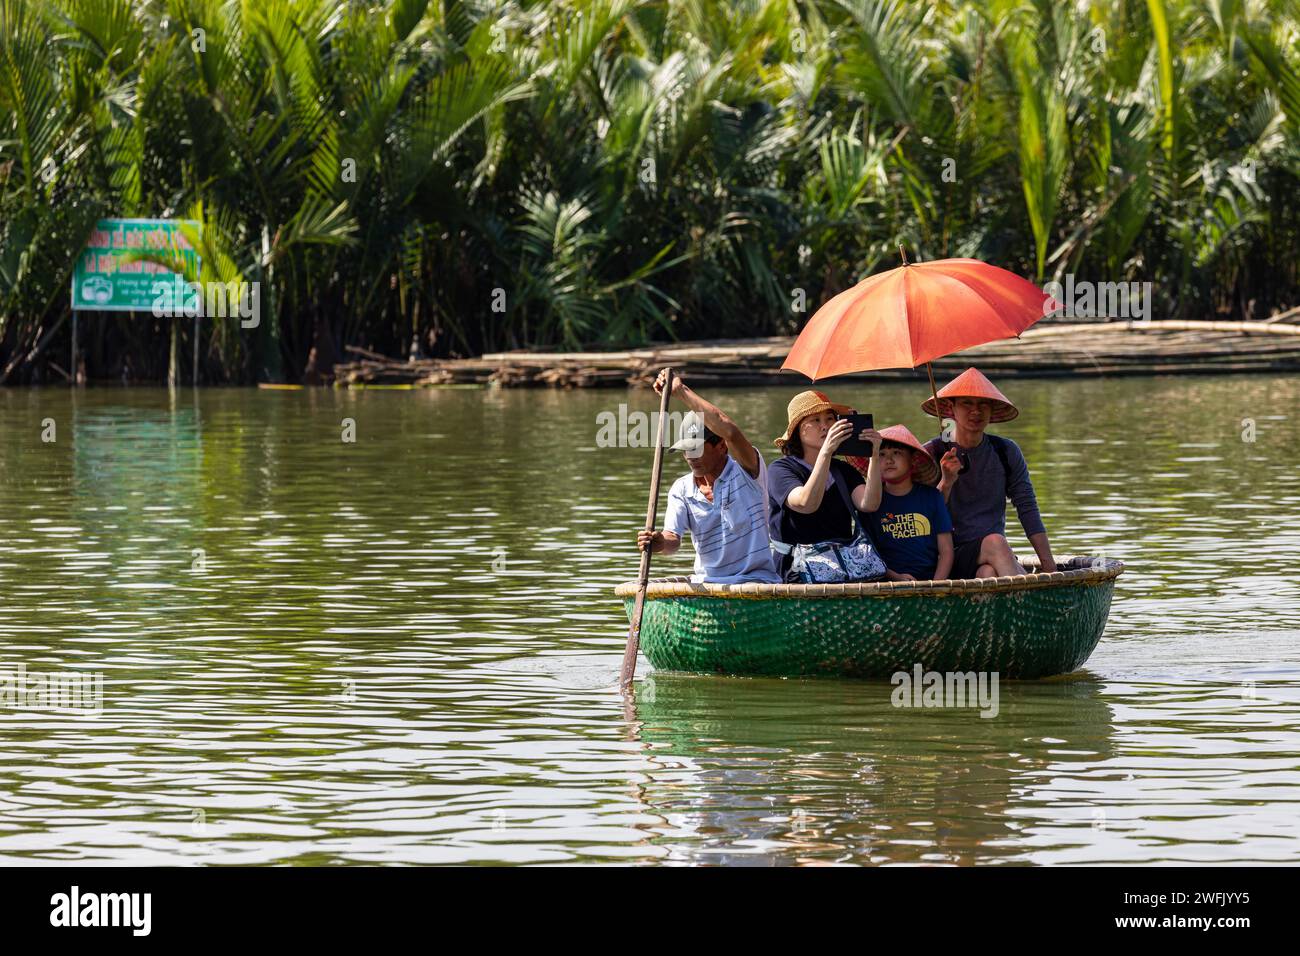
[987,435,1012,496]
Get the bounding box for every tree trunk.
[302,309,337,385]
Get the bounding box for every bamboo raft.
[614,556,1124,680]
[333,319,1300,388]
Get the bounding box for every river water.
[0,375,1296,865]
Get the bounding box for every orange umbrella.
[782,255,1058,381]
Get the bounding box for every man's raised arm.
[654,370,761,478]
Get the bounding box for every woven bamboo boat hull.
[616,556,1123,679]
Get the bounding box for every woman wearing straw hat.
[768,390,884,577]
[920,367,1058,579]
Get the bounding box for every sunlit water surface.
[0,376,1297,864]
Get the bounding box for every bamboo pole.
[620,367,675,690]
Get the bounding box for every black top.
[768,456,865,546]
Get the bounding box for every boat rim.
[615,555,1124,599]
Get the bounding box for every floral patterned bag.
[779,463,886,584]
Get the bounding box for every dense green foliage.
[2,0,1298,383]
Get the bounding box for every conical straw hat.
[920,367,1018,422]
[876,424,940,486]
[846,425,940,487]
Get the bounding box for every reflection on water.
[630,672,1116,865]
[0,376,1297,864]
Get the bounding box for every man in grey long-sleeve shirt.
[921,367,1058,579]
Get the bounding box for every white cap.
[668,411,708,458]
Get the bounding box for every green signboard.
[71,218,201,312]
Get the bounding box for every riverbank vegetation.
[2,0,1298,383]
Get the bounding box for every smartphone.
[836,413,875,456]
[954,445,971,474]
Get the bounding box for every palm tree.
[1,0,1297,383]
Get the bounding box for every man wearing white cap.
[635,370,781,584]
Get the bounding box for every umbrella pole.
[926,362,943,438]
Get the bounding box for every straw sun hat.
[774,390,852,451]
[920,367,1019,423]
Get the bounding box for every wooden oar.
[620,366,674,690]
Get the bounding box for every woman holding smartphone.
[768,390,884,579]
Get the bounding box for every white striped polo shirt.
[663,453,781,584]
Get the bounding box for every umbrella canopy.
[782,258,1058,380]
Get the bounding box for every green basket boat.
[617,555,1124,680]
